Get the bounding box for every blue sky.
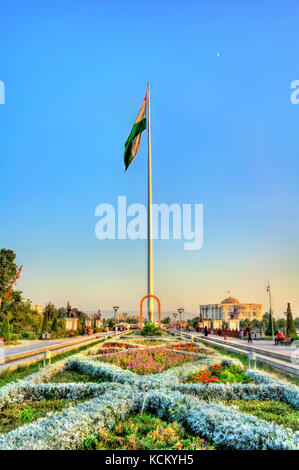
[0,1,298,317]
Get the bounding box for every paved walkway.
[0,333,109,372]
[170,329,299,375]
[2,335,102,358]
[189,333,296,360]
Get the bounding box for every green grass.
[221,400,299,431]
[50,370,101,383]
[81,412,215,450]
[0,399,81,434]
[203,342,299,386]
[0,339,105,388]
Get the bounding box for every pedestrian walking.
[246,326,253,344]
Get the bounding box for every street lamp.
[177,308,184,336]
[113,306,119,336]
[173,313,177,333]
[266,282,275,342]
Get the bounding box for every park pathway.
[0,332,108,372]
[172,329,299,376]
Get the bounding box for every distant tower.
[97,309,102,321]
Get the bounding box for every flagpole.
[147,82,154,322]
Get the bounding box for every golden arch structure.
[140,294,161,329]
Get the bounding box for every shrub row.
[132,388,299,450]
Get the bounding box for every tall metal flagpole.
[147,82,154,322]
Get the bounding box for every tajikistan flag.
[124,93,147,171]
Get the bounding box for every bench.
[279,337,293,344]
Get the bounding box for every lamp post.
[266,282,274,342]
[173,312,177,334]
[113,306,119,336]
[177,308,184,336]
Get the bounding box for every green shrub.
[19,331,36,340]
[1,315,11,342]
[140,322,162,336]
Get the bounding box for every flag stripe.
[124,94,147,171]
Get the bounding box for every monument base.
[65,318,78,331]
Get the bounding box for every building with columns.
[200,296,262,322]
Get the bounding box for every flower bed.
[0,333,298,450]
[82,412,215,450]
[103,342,138,349]
[0,386,133,450]
[119,339,167,347]
[0,399,82,434]
[87,347,118,356]
[66,356,299,408]
[132,389,299,450]
[182,363,254,385]
[95,348,199,375]
[0,340,109,410]
[166,343,212,354]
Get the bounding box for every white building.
[200,296,262,322]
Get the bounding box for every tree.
[56,307,66,319]
[3,290,42,334]
[41,312,48,333]
[189,316,201,329]
[0,249,18,310]
[277,318,287,329]
[262,312,270,329]
[1,314,11,342]
[162,316,171,325]
[295,317,299,329]
[252,319,262,329]
[265,312,278,337]
[51,316,58,332]
[44,302,57,322]
[126,315,139,324]
[286,303,297,339]
[240,318,251,328]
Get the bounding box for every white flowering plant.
[0,332,298,450]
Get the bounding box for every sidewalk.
[194,335,295,360]
[3,336,92,358]
[173,330,299,376]
[0,333,108,372]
